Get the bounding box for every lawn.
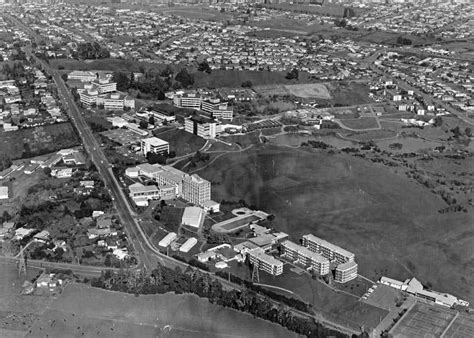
[328,82,373,106]
[50,58,173,73]
[220,131,260,147]
[26,283,296,338]
[0,122,80,160]
[193,70,314,89]
[338,117,379,130]
[197,145,474,304]
[152,129,205,157]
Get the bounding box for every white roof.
[0,186,8,196]
[142,136,169,146]
[303,234,354,259]
[283,240,329,264]
[129,182,159,194]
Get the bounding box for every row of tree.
[90,264,353,337]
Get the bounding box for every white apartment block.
[201,98,234,121]
[141,137,169,156]
[248,248,283,276]
[184,115,217,139]
[173,93,202,109]
[302,234,355,264]
[129,182,160,201]
[91,78,117,94]
[335,261,358,283]
[182,174,211,206]
[281,240,330,276]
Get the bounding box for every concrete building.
[335,260,358,283]
[141,137,170,156]
[302,234,355,264]
[182,174,211,206]
[184,115,218,139]
[181,206,205,228]
[128,182,160,203]
[91,78,117,94]
[281,240,330,276]
[248,247,283,276]
[173,93,202,109]
[201,98,233,121]
[146,108,176,123]
[159,232,177,248]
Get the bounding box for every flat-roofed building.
[248,248,283,276]
[0,186,9,200]
[201,98,233,121]
[173,93,202,109]
[128,182,160,204]
[147,108,176,123]
[302,234,355,264]
[181,206,205,228]
[182,174,211,206]
[335,260,358,283]
[91,78,116,94]
[281,240,330,276]
[141,137,169,156]
[184,115,218,139]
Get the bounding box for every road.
[6,13,361,335]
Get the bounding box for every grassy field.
[193,70,314,89]
[328,82,372,106]
[198,145,474,304]
[50,58,174,73]
[338,117,379,130]
[25,283,297,338]
[0,123,80,160]
[153,129,205,157]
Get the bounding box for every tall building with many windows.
[182,174,211,206]
[184,115,218,139]
[248,248,283,276]
[281,240,330,276]
[335,261,358,283]
[201,98,233,121]
[173,93,202,109]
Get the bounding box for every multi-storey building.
[141,137,169,156]
[91,78,117,94]
[201,98,233,121]
[182,174,211,206]
[173,93,202,109]
[335,261,358,283]
[302,234,355,264]
[184,115,218,139]
[281,240,330,276]
[248,248,283,276]
[68,70,97,82]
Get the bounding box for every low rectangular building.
[159,232,177,248]
[181,207,205,228]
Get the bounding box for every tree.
[433,116,443,127]
[397,36,412,45]
[149,116,155,125]
[285,68,299,80]
[241,80,253,88]
[146,152,167,165]
[160,65,174,78]
[112,71,132,92]
[197,61,212,74]
[465,127,472,137]
[43,167,52,177]
[175,68,194,88]
[61,73,68,82]
[139,120,148,129]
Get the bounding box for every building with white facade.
[281,240,330,276]
[173,93,202,109]
[302,234,355,264]
[68,71,97,82]
[182,174,211,206]
[179,237,198,253]
[201,98,233,121]
[159,232,177,248]
[181,207,205,228]
[184,115,218,139]
[141,137,169,156]
[335,260,358,283]
[128,182,160,206]
[248,247,283,276]
[91,78,117,94]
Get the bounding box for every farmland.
[0,122,80,160]
[25,283,297,338]
[198,145,474,304]
[254,83,331,100]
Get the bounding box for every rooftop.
[283,240,329,264]
[303,234,354,259]
[142,137,169,147]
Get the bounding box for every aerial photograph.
[0,0,472,337]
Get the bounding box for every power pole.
[18,245,27,275]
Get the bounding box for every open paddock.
[285,83,331,99]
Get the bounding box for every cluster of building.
[70,71,135,110]
[380,276,469,308]
[126,163,216,208]
[174,92,234,122]
[0,68,66,132]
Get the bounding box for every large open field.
[197,145,474,304]
[153,129,206,157]
[25,283,297,338]
[254,83,331,99]
[0,122,80,160]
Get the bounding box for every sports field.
[25,283,296,338]
[198,145,474,305]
